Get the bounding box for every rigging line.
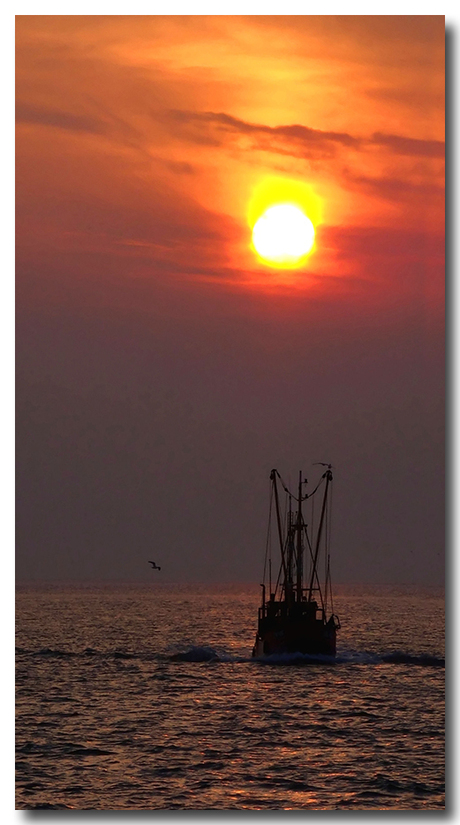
[325,495,328,602]
[263,481,274,584]
[307,500,326,614]
[311,492,315,570]
[277,471,325,502]
[325,556,331,615]
[274,562,283,597]
[327,480,334,614]
[302,526,318,579]
[329,476,333,555]
[288,497,298,569]
[303,519,314,563]
[281,488,288,538]
[279,490,290,590]
[307,471,331,601]
[277,473,293,498]
[303,507,326,612]
[305,474,326,500]
[313,565,326,613]
[276,472,305,503]
[328,558,335,616]
[305,517,326,612]
[271,470,289,597]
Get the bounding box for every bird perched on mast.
[148,561,161,571]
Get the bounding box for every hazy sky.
[16,15,444,585]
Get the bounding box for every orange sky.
[16,15,444,297]
[16,16,444,586]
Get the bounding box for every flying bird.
[148,561,161,571]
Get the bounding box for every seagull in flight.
[148,561,161,571]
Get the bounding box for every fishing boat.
[252,466,340,658]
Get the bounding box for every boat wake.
[375,651,444,667]
[168,646,225,663]
[253,650,445,667]
[16,645,444,667]
[166,646,444,668]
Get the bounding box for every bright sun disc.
[252,204,315,267]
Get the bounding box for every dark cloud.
[169,109,361,158]
[371,132,445,158]
[341,168,444,202]
[321,224,444,259]
[15,101,104,135]
[168,109,445,166]
[162,159,196,175]
[15,98,148,161]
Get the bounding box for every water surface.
[16,583,445,810]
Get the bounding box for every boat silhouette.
[253,467,340,658]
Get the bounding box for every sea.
[15,583,445,811]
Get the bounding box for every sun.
[248,177,321,270]
[252,204,315,267]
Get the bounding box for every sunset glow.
[15,15,444,300]
[16,15,444,595]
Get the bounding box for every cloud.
[15,98,148,160]
[341,169,444,202]
[322,224,444,259]
[168,109,445,167]
[16,102,104,135]
[169,109,361,159]
[161,159,196,176]
[370,132,444,159]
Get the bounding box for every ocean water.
[15,583,445,810]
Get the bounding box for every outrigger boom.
[252,466,340,657]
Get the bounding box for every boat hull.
[252,620,337,658]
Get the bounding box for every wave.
[380,651,445,667]
[32,647,76,658]
[167,645,238,663]
[16,646,138,660]
[16,645,444,668]
[168,646,221,662]
[17,741,114,757]
[21,803,75,810]
[166,646,444,667]
[255,650,444,667]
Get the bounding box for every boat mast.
[286,493,293,594]
[270,469,288,594]
[296,471,303,602]
[307,468,332,602]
